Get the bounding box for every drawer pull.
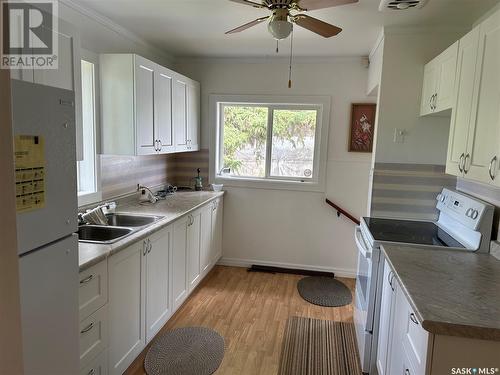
[405,369,410,375]
[80,274,94,284]
[87,369,95,375]
[409,313,419,325]
[80,322,94,334]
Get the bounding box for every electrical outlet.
[394,128,406,143]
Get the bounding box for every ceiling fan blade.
[296,0,358,11]
[228,0,267,8]
[225,16,270,34]
[293,15,342,37]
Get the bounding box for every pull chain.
[288,25,294,88]
[276,40,279,54]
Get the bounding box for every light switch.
[393,128,406,143]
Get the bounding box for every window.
[212,95,330,191]
[77,56,101,206]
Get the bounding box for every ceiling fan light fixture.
[267,13,293,40]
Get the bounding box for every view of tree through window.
[222,104,318,180]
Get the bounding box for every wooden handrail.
[325,198,360,225]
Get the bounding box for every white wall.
[175,58,372,276]
[374,29,465,165]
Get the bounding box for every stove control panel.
[436,189,486,230]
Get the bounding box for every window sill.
[213,176,325,193]
[78,191,102,207]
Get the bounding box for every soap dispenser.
[194,168,203,191]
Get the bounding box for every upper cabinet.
[420,41,458,116]
[446,8,500,186]
[100,54,200,156]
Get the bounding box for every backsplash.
[100,149,210,201]
[371,163,457,220]
[457,178,500,241]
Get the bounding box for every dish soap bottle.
[194,168,203,191]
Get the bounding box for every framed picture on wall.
[349,103,376,153]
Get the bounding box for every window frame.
[77,49,102,206]
[210,94,331,192]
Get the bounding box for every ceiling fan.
[225,0,359,40]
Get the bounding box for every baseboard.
[217,257,357,278]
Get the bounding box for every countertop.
[79,191,224,271]
[381,244,500,341]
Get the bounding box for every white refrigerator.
[12,80,79,375]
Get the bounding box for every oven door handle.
[354,226,371,259]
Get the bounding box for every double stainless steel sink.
[78,213,163,244]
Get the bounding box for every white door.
[388,277,406,375]
[135,56,157,155]
[200,204,213,276]
[146,227,172,343]
[435,41,459,112]
[155,67,175,153]
[211,199,223,264]
[420,60,438,115]
[446,27,480,177]
[187,81,200,151]
[376,260,396,375]
[465,11,500,184]
[173,77,188,151]
[108,242,146,375]
[187,211,202,291]
[172,216,189,311]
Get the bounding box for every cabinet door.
[446,28,480,177]
[187,211,202,291]
[187,81,200,151]
[108,242,146,375]
[135,56,157,155]
[435,41,458,112]
[146,227,172,343]
[155,68,175,153]
[173,77,188,151]
[172,216,189,311]
[376,261,396,375]
[211,199,223,264]
[200,204,213,276]
[388,277,407,375]
[465,11,500,184]
[420,60,438,116]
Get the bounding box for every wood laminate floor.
[125,265,356,375]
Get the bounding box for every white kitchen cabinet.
[173,75,200,152]
[172,216,189,311]
[446,27,480,178]
[420,42,458,115]
[79,260,108,321]
[211,198,223,264]
[108,241,146,375]
[446,8,500,186]
[187,210,202,291]
[200,204,213,277]
[101,54,199,155]
[79,304,108,369]
[145,226,172,343]
[80,350,107,375]
[376,260,397,375]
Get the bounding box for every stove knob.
[472,210,479,220]
[466,208,473,217]
[438,194,446,203]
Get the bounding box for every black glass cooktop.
[363,217,465,248]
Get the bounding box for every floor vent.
[379,0,429,11]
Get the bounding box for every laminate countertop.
[382,244,500,341]
[78,191,224,272]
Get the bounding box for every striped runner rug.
[278,317,362,375]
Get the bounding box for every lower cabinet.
[200,204,213,276]
[172,216,189,311]
[211,198,223,264]
[187,210,202,291]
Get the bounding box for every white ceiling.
[76,0,499,58]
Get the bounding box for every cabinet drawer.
[402,344,418,375]
[401,298,428,374]
[80,350,107,375]
[79,261,108,320]
[80,304,108,368]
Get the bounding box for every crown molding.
[174,55,365,65]
[59,0,174,65]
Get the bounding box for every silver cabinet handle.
[405,369,410,375]
[458,153,465,173]
[433,93,438,110]
[80,274,94,284]
[143,240,148,256]
[429,95,433,110]
[87,369,95,375]
[154,140,158,152]
[148,239,152,254]
[489,156,497,180]
[387,270,393,288]
[80,322,94,334]
[464,153,471,174]
[158,140,162,152]
[409,313,419,325]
